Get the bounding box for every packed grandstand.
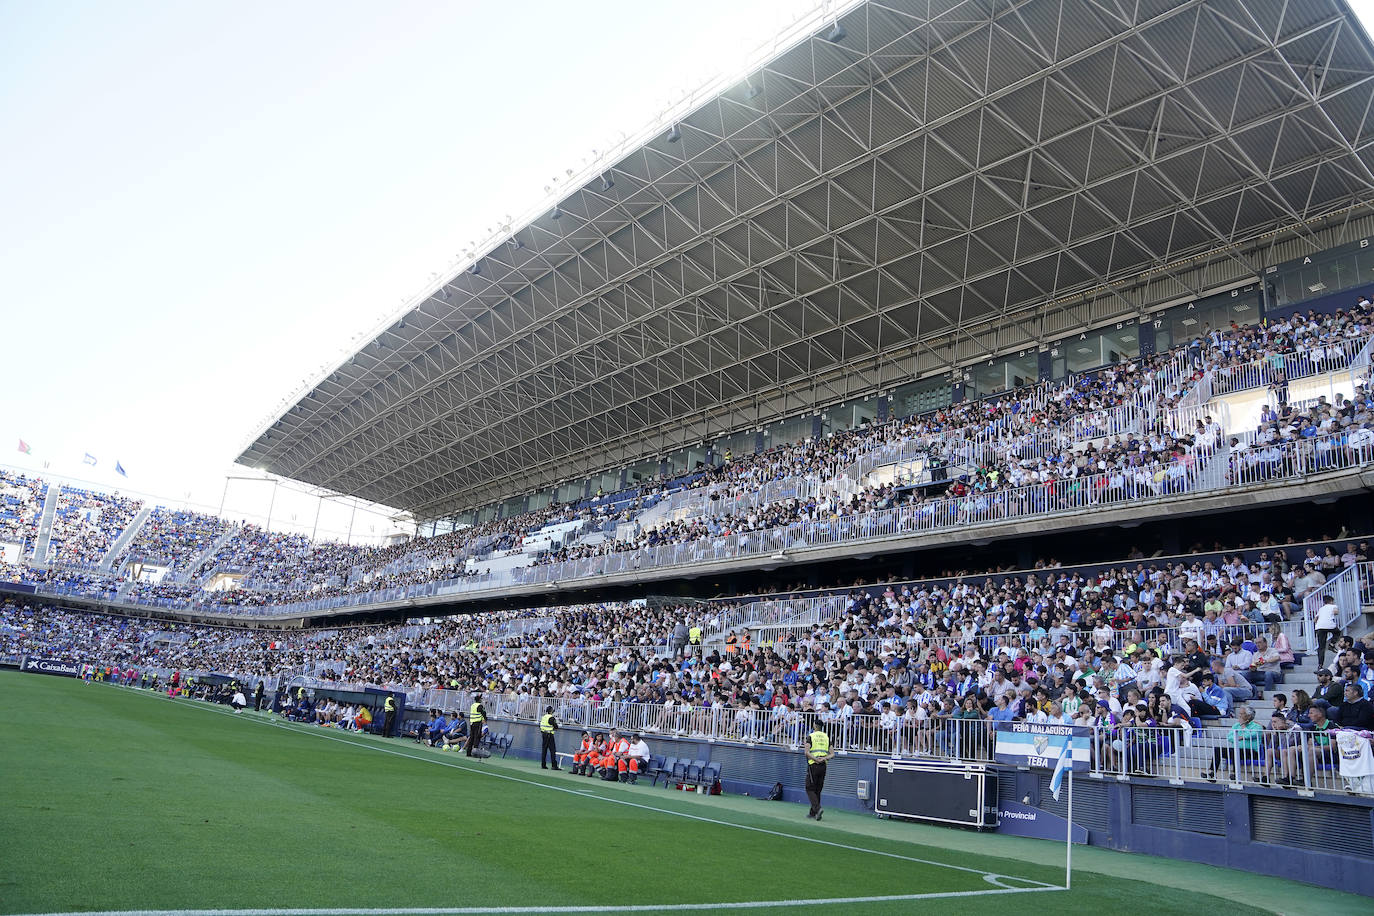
[2,294,1373,616]
[8,0,1374,899]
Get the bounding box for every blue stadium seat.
[665,759,688,787]
[651,756,677,787]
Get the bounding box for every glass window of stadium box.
[822,395,878,432]
[553,481,583,504]
[765,414,813,446]
[963,352,1032,399]
[626,458,659,486]
[1047,324,1144,378]
[498,495,524,518]
[590,470,619,495]
[967,359,1007,398]
[1004,352,1040,388]
[1268,238,1374,308]
[1153,285,1261,352]
[666,446,706,475]
[891,376,951,419]
[713,429,757,464]
[527,491,551,512]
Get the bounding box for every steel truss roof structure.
[239,0,1374,522]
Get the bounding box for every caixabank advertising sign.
[20,655,84,678]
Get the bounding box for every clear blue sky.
[0,0,834,540]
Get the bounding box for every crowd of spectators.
[1,300,1370,616]
[45,487,142,568]
[126,507,232,570]
[530,304,1371,570]
[4,535,1371,791]
[0,470,46,555]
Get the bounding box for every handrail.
[12,428,1372,618]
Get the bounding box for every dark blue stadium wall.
[490,719,1374,897]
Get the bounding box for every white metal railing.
[13,429,1372,619]
[384,687,1374,798]
[1178,368,1214,408]
[1349,333,1374,387]
[1209,334,1373,399]
[746,620,1300,660]
[1303,562,1368,647]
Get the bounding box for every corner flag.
[1050,737,1073,801]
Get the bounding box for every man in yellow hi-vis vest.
[804,725,834,820]
[539,706,561,770]
[383,695,397,737]
[465,694,488,757]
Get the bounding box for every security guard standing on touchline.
[804,724,835,820]
[383,694,397,737]
[465,694,488,757]
[540,706,562,770]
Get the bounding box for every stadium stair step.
[29,485,60,564]
[171,524,242,584]
[102,503,155,572]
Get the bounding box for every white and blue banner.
[993,723,1092,773]
[20,655,84,678]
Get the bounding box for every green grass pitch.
[0,671,1368,915]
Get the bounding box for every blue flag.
[1050,736,1073,801]
[82,453,97,467]
[115,462,127,478]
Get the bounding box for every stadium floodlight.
[666,124,681,143]
[509,235,525,249]
[468,262,481,276]
[551,205,563,219]
[601,174,615,191]
[745,81,762,99]
[825,21,846,42]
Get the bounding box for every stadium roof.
[239,0,1374,521]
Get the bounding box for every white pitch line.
[37,690,1065,916]
[11,887,1063,916]
[251,713,1058,886]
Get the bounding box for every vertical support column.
[1038,349,1055,382]
[1137,317,1157,357]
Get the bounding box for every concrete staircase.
[102,503,154,573]
[28,485,60,563]
[171,524,241,584]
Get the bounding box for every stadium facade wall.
[494,719,1374,897]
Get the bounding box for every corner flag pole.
[1065,768,1073,890]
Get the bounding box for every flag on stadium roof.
[82,453,97,466]
[115,462,127,478]
[17,439,31,455]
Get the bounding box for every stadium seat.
[695,762,721,791]
[642,754,665,784]
[650,756,677,787]
[683,759,706,785]
[665,759,688,788]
